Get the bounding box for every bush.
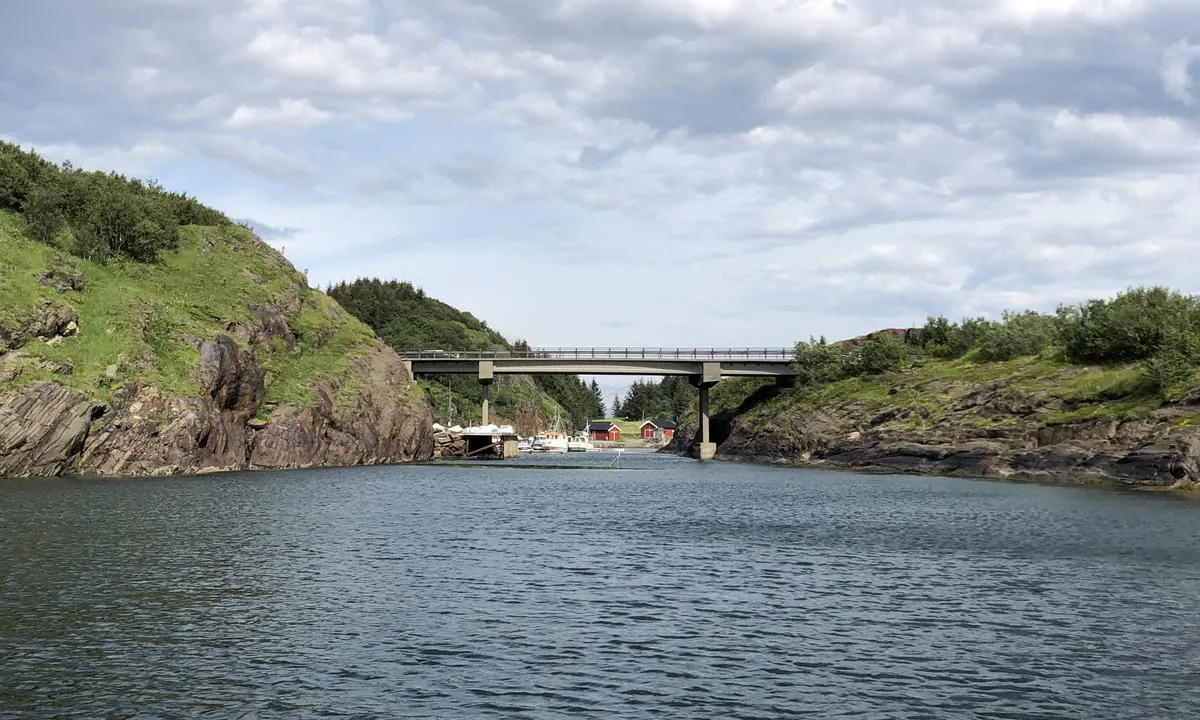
[857,333,907,374]
[1057,287,1200,364]
[0,141,229,263]
[793,337,848,386]
[1143,326,1200,399]
[23,182,66,244]
[977,310,1057,361]
[920,315,994,359]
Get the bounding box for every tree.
[793,336,847,386]
[976,310,1056,361]
[666,376,692,423]
[1057,286,1200,364]
[611,393,622,419]
[590,380,605,419]
[0,142,229,262]
[23,182,66,244]
[857,333,907,374]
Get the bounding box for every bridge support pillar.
[698,384,716,461]
[480,380,491,426]
[478,361,494,426]
[691,362,721,461]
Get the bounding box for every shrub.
[0,141,229,263]
[977,310,1057,361]
[793,337,848,386]
[920,315,995,359]
[1057,287,1200,364]
[857,333,907,374]
[1143,326,1200,399]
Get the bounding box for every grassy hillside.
[736,353,1195,432]
[328,279,605,429]
[0,210,377,407]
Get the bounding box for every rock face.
[0,383,104,476]
[708,378,1200,488]
[1,301,79,350]
[0,335,433,478]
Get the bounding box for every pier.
[399,348,796,461]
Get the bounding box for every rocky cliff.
[0,214,433,477]
[683,362,1200,489]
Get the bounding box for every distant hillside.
[328,278,604,431]
[672,288,1200,488]
[0,144,431,477]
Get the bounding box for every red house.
[587,421,621,442]
[639,420,677,440]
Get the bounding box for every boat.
[531,411,570,453]
[517,438,533,453]
[567,435,594,452]
[531,431,569,453]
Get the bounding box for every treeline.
[612,377,691,422]
[328,278,604,427]
[795,287,1200,398]
[0,142,228,262]
[534,374,606,426]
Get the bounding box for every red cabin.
[639,420,677,440]
[587,422,621,442]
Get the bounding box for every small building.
[587,421,621,442]
[639,420,677,440]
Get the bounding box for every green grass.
[734,352,1178,431]
[0,210,376,407]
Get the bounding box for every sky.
[4,0,1200,403]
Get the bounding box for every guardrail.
[398,347,794,360]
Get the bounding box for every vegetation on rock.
[786,287,1200,404]
[665,287,1200,486]
[328,278,605,429]
[0,145,432,477]
[1,141,228,263]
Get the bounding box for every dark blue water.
[3,453,1200,719]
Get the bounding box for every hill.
[328,278,604,433]
[670,289,1200,488]
[0,144,431,477]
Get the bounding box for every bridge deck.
[398,347,793,361]
[401,349,796,378]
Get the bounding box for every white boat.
[531,431,568,453]
[567,435,594,452]
[517,438,533,453]
[531,411,570,453]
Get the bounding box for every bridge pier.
[691,362,722,461]
[479,361,494,426]
[698,384,715,461]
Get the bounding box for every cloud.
[199,136,320,186]
[233,218,302,241]
[4,0,1200,349]
[228,98,332,129]
[1162,40,1200,105]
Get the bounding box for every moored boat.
[567,435,594,452]
[532,431,569,453]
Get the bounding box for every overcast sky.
[4,0,1200,402]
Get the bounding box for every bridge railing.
[398,347,795,360]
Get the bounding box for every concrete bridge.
[399,348,796,460]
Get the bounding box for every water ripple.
[3,456,1200,718]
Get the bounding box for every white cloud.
[3,0,1200,351]
[228,98,332,128]
[1162,39,1200,105]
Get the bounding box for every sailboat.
[531,411,569,453]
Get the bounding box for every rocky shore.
[0,221,434,479]
[673,373,1200,489]
[0,334,433,477]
